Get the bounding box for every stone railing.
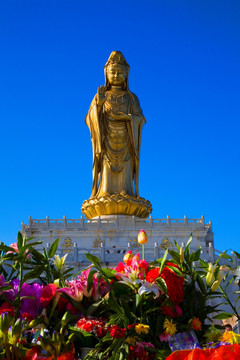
[40,241,217,265]
[22,215,212,231]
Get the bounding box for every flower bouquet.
[0,231,240,360]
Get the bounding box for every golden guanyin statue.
[81,51,152,218]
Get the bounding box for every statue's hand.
[110,112,131,121]
[97,85,106,107]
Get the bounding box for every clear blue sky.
[0,1,239,252]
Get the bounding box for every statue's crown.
[105,51,129,69]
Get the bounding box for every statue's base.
[81,194,152,219]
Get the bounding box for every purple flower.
[20,283,43,319]
[0,275,5,287]
[3,279,19,303]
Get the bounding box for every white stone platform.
[21,215,215,268]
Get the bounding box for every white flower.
[138,281,160,298]
[53,253,68,273]
[234,266,240,284]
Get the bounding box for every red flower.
[23,346,41,360]
[115,262,125,273]
[40,284,57,308]
[160,263,184,305]
[139,260,149,271]
[21,312,34,321]
[0,302,14,317]
[162,304,182,318]
[128,324,136,329]
[58,296,78,314]
[110,325,126,338]
[57,348,76,360]
[96,327,106,338]
[76,317,108,338]
[146,267,160,283]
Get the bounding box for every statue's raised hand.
[97,85,106,107]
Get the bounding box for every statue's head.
[104,51,129,90]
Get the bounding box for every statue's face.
[107,64,127,87]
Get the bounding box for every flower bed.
[0,232,240,359]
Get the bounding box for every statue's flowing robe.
[85,90,146,198]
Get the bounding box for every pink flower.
[7,243,30,258]
[59,268,110,303]
[159,331,171,342]
[9,243,19,252]
[59,283,84,302]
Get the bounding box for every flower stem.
[142,244,145,261]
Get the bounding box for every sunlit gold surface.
[82,51,152,218]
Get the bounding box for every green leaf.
[0,244,17,253]
[156,277,167,293]
[186,234,193,248]
[23,266,45,282]
[100,268,116,280]
[192,248,201,261]
[174,240,180,251]
[31,248,45,262]
[0,285,12,291]
[219,253,232,260]
[184,234,192,260]
[68,327,99,347]
[146,306,162,313]
[17,231,23,250]
[113,281,131,296]
[86,299,104,316]
[196,274,206,295]
[23,265,44,282]
[87,269,96,293]
[213,312,234,320]
[48,239,59,258]
[85,253,101,268]
[168,250,180,263]
[199,259,208,269]
[135,293,141,308]
[159,249,168,273]
[21,241,43,252]
[166,265,183,277]
[108,291,124,315]
[233,250,240,260]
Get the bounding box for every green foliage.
[2,232,240,360]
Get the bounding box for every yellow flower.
[125,337,136,345]
[232,332,240,344]
[163,319,177,335]
[135,323,149,335]
[191,317,202,331]
[206,263,217,287]
[221,331,234,344]
[221,331,240,344]
[211,280,220,292]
